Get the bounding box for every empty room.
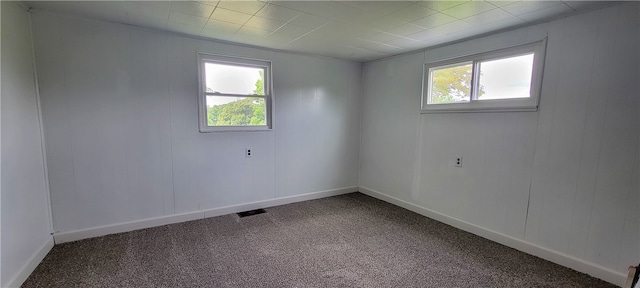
[2,0,639,287]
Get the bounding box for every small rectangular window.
[422,40,546,113]
[197,53,272,132]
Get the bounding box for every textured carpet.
[23,193,615,288]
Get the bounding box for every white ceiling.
[25,1,615,62]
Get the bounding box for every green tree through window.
[430,65,484,104]
[207,70,266,126]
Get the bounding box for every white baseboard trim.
[53,186,358,244]
[358,186,626,287]
[53,211,204,244]
[5,236,54,288]
[203,186,358,218]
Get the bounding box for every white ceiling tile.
[202,19,242,34]
[500,1,563,16]
[406,27,440,42]
[418,1,471,12]
[232,33,271,47]
[235,25,272,38]
[340,11,381,25]
[426,35,461,46]
[27,0,612,62]
[338,1,414,17]
[169,11,208,27]
[336,46,381,61]
[467,17,526,35]
[441,1,497,19]
[385,36,424,49]
[265,32,299,46]
[215,1,266,15]
[323,50,356,59]
[330,48,365,60]
[344,37,384,49]
[345,43,379,53]
[461,7,520,26]
[517,2,573,22]
[365,17,405,32]
[411,13,457,29]
[385,23,426,37]
[244,16,287,32]
[289,38,349,56]
[267,1,309,13]
[487,1,522,8]
[282,1,337,17]
[254,3,300,23]
[369,43,401,54]
[445,27,486,40]
[210,7,253,25]
[341,45,369,53]
[287,12,331,29]
[273,23,312,38]
[408,19,472,42]
[359,31,404,44]
[387,3,438,23]
[170,1,216,18]
[196,1,220,8]
[290,1,378,24]
[363,55,387,62]
[408,30,441,46]
[428,19,474,33]
[307,22,369,41]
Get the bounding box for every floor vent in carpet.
[237,209,266,218]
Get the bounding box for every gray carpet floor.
[23,193,615,288]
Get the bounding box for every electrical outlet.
[246,148,252,158]
[455,156,462,167]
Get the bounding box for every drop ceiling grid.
[25,1,616,62]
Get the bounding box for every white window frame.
[197,53,273,132]
[421,39,546,113]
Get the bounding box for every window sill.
[199,126,273,133]
[421,105,538,114]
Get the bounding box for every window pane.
[477,54,534,100]
[206,96,266,126]
[204,63,265,95]
[429,63,473,104]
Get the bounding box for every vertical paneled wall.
[31,12,361,233]
[360,2,638,281]
[1,2,53,287]
[524,4,639,273]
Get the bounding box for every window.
[422,40,546,113]
[197,53,272,132]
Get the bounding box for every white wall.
[360,2,638,285]
[30,12,362,234]
[1,2,54,287]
